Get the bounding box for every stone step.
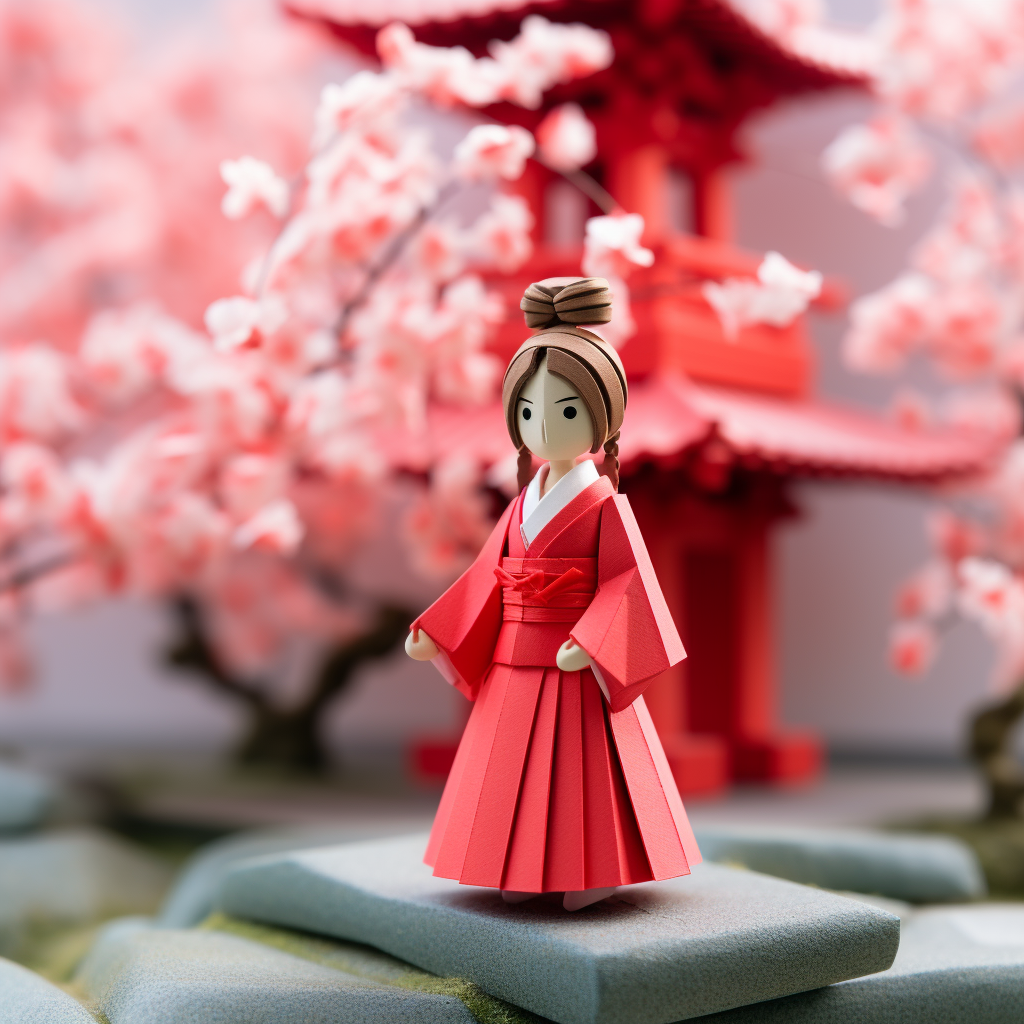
[693,825,986,902]
[697,904,1024,1023]
[218,832,900,1024]
[0,764,56,834]
[0,828,173,957]
[159,822,429,928]
[0,956,96,1023]
[76,917,479,1024]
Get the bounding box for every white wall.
[1,0,994,763]
[732,80,995,757]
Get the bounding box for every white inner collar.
[520,459,600,549]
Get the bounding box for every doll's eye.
[562,406,577,420]
[521,406,532,420]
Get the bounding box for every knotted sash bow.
[495,557,596,623]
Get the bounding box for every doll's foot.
[501,890,540,904]
[563,887,617,911]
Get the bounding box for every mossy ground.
[202,912,544,1024]
[889,816,1024,899]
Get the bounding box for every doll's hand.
[556,640,592,672]
[405,629,439,661]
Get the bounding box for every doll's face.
[516,353,594,462]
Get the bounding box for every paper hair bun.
[520,277,613,330]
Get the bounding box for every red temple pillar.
[627,471,820,795]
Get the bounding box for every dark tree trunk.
[165,596,412,774]
[235,706,325,772]
[969,678,1024,820]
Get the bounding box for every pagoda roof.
[389,376,1007,486]
[289,0,873,91]
[289,0,873,83]
[288,0,873,171]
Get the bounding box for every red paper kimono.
[415,460,701,892]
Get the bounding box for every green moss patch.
[201,911,543,1024]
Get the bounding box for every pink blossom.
[453,125,535,182]
[312,73,404,150]
[928,509,985,565]
[430,276,503,404]
[973,103,1024,171]
[957,557,1024,639]
[171,353,279,447]
[896,560,952,619]
[843,274,932,373]
[998,338,1024,390]
[913,173,1002,284]
[402,456,492,579]
[874,0,1024,121]
[204,295,288,351]
[471,194,534,273]
[127,491,230,594]
[0,346,86,443]
[377,23,503,108]
[703,252,821,339]
[80,304,206,405]
[489,16,613,110]
[233,498,304,555]
[220,156,290,220]
[1,443,74,522]
[303,131,440,264]
[536,103,597,172]
[582,213,654,279]
[927,283,1003,377]
[889,619,937,676]
[1000,189,1024,283]
[219,454,288,520]
[987,442,1024,565]
[822,115,931,226]
[0,0,627,695]
[413,221,466,283]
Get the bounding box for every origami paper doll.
[406,277,701,911]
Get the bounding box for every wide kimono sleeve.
[569,493,686,713]
[411,499,515,701]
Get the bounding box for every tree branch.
[334,182,458,341]
[559,167,618,215]
[164,595,269,710]
[303,603,413,719]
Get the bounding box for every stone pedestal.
[218,833,900,1024]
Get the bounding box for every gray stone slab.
[160,823,425,928]
[0,828,172,954]
[77,917,476,1024]
[0,763,55,832]
[694,825,986,903]
[218,832,900,1024]
[0,957,95,1023]
[698,904,1024,1023]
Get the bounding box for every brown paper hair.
[504,278,628,492]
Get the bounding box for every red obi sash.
[492,557,596,667]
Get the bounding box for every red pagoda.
[293,0,1005,794]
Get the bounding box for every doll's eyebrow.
[555,396,578,403]
[517,397,532,403]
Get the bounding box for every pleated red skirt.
[424,661,699,892]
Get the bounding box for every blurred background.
[0,0,993,780]
[5,0,1024,896]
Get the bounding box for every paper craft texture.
[414,474,700,893]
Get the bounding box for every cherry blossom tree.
[752,0,1024,817]
[0,0,637,771]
